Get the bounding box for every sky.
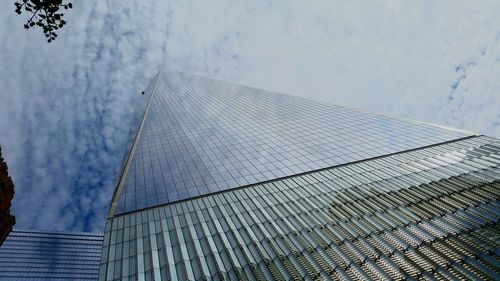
[0,1,498,233]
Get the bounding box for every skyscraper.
[98,70,500,280]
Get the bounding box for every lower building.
[0,229,103,280]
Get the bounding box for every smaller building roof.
[0,229,103,280]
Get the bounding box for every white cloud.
[0,0,498,232]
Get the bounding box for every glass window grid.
[0,230,103,280]
[115,71,472,214]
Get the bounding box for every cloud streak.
[0,0,498,232]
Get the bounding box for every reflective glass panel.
[114,70,472,214]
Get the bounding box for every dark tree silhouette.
[14,0,72,42]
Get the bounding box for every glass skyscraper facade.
[0,229,103,280]
[99,71,500,280]
[110,71,469,215]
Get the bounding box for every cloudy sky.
[0,1,498,232]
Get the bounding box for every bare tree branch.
[14,0,72,42]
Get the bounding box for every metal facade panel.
[100,136,500,280]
